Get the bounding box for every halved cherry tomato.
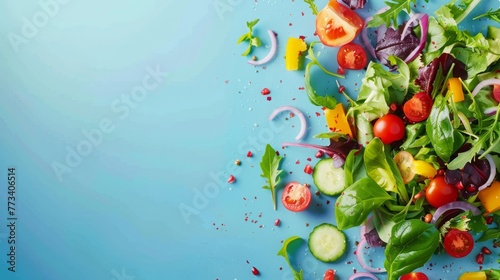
[373,114,406,144]
[400,272,429,280]
[337,43,367,70]
[281,182,312,212]
[316,1,364,47]
[493,84,500,102]
[323,268,335,280]
[425,176,459,208]
[443,229,474,258]
[403,92,433,122]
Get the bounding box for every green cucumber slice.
[308,223,346,262]
[312,158,346,196]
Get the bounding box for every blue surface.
[0,0,499,279]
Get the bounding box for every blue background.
[0,0,498,279]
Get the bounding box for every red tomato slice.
[443,229,474,258]
[337,43,367,70]
[493,84,500,102]
[373,114,406,144]
[281,182,312,212]
[323,268,335,280]
[403,92,433,122]
[316,1,364,47]
[400,272,429,280]
[425,176,459,208]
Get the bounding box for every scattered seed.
[235,159,241,166]
[274,219,281,226]
[227,175,236,184]
[481,246,492,255]
[261,88,271,95]
[476,253,484,264]
[251,266,260,276]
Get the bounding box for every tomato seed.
[274,219,281,226]
[304,164,313,174]
[476,253,484,264]
[261,88,271,95]
[227,175,236,184]
[251,267,260,275]
[481,246,492,255]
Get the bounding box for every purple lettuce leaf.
[341,0,366,10]
[415,53,468,95]
[375,24,419,67]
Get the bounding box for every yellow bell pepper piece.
[285,37,307,71]
[459,271,487,280]
[478,180,500,214]
[412,160,437,179]
[448,77,465,102]
[324,103,353,137]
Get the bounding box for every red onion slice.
[347,272,379,280]
[404,14,428,63]
[248,30,278,66]
[401,13,423,41]
[484,107,498,116]
[269,106,307,141]
[430,201,481,225]
[471,78,500,97]
[479,153,496,191]
[361,7,390,60]
[355,237,387,273]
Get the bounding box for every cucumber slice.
[308,223,346,262]
[312,158,346,196]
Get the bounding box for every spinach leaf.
[384,219,440,280]
[426,95,463,162]
[335,177,394,230]
[344,149,365,186]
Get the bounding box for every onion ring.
[248,30,278,66]
[404,14,428,63]
[479,153,496,192]
[484,107,498,116]
[347,272,379,280]
[471,78,500,97]
[269,106,307,141]
[355,237,387,273]
[430,201,481,225]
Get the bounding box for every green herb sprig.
[474,8,500,23]
[237,19,262,56]
[260,144,283,210]
[303,0,319,15]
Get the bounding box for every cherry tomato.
[493,84,500,103]
[400,272,429,280]
[337,43,368,70]
[316,1,364,47]
[425,176,459,208]
[323,268,335,280]
[443,229,474,258]
[403,92,433,122]
[373,114,406,144]
[281,182,312,212]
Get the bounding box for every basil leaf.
[384,219,440,280]
[335,177,395,230]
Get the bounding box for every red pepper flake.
[295,159,300,164]
[305,223,309,227]
[247,151,253,157]
[337,66,345,75]
[476,253,484,264]
[315,150,324,158]
[338,85,346,93]
[225,80,229,84]
[315,112,321,117]
[267,96,272,101]
[481,247,492,255]
[301,12,304,16]
[486,216,494,224]
[304,164,313,174]
[251,267,260,276]
[227,175,236,183]
[290,112,295,118]
[307,158,312,161]
[289,22,292,26]
[298,87,305,90]
[261,88,271,95]
[274,219,281,226]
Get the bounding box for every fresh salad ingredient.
[355,236,386,273]
[277,236,304,280]
[268,105,308,141]
[412,160,437,179]
[303,0,319,15]
[248,30,278,66]
[323,269,335,280]
[473,8,500,23]
[471,78,500,97]
[459,271,487,280]
[448,78,465,103]
[367,0,416,28]
[308,223,346,262]
[251,266,260,275]
[347,272,378,280]
[341,0,366,10]
[403,92,433,122]
[312,158,347,196]
[237,19,262,56]
[443,229,474,258]
[425,176,459,208]
[494,84,500,103]
[281,182,312,212]
[478,181,500,214]
[337,42,367,70]
[260,144,283,210]
[315,1,364,47]
[400,272,429,280]
[285,37,307,71]
[373,114,406,144]
[324,103,353,137]
[393,151,416,184]
[430,201,481,225]
[384,220,439,280]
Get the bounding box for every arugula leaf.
[367,0,416,28]
[303,0,319,15]
[237,19,262,56]
[260,144,283,210]
[277,236,304,280]
[304,42,344,109]
[474,8,500,22]
[436,0,481,25]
